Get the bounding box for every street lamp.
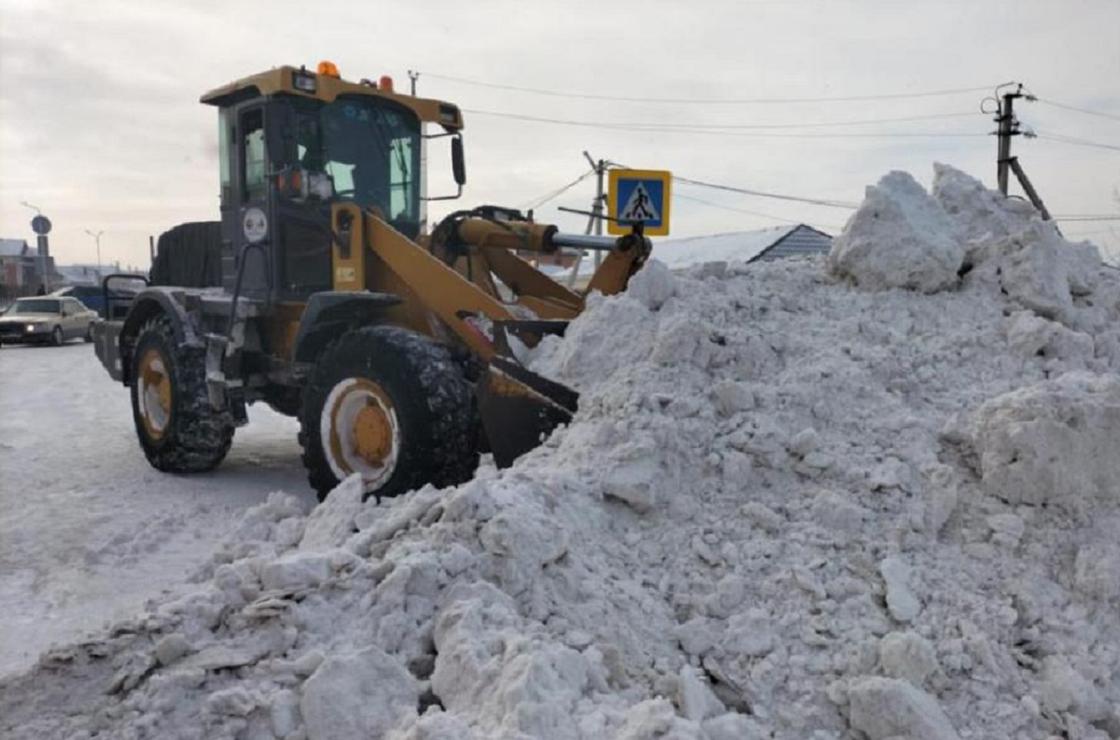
[84,229,104,277]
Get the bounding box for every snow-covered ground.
[0,343,315,679]
[1,164,1119,739]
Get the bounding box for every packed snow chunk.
[1073,542,1120,601]
[627,258,677,310]
[259,551,333,592]
[987,221,1083,323]
[878,631,938,687]
[614,698,703,740]
[931,163,1037,244]
[829,171,964,293]
[1005,310,1094,367]
[676,665,725,721]
[970,372,1120,507]
[1038,655,1109,722]
[879,556,921,623]
[300,473,364,550]
[301,645,419,740]
[848,677,960,740]
[600,433,679,513]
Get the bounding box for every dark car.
[51,285,107,314]
[0,297,99,346]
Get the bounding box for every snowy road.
[0,341,315,678]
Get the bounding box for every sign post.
[607,169,672,237]
[30,214,52,293]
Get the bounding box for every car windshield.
[8,299,60,315]
[292,96,421,236]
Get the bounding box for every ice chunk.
[970,372,1120,507]
[829,171,964,293]
[300,646,419,740]
[848,676,959,740]
[878,631,938,686]
[879,557,920,623]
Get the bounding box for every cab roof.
[200,65,463,131]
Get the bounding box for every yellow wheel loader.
[93,62,651,501]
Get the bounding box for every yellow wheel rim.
[321,377,400,490]
[138,348,172,440]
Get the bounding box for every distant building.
[0,238,60,300]
[652,224,833,270]
[57,263,109,286]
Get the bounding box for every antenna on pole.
[407,70,419,96]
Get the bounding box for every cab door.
[222,105,271,300]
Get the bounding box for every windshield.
[8,299,60,315]
[293,96,421,236]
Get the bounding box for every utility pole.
[583,151,607,269]
[407,70,419,96]
[84,229,104,277]
[989,83,1053,221]
[995,84,1024,196]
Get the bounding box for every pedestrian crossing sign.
[607,168,672,236]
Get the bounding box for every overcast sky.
[1,0,1118,269]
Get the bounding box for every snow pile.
[4,164,1120,740]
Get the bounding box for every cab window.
[241,108,266,202]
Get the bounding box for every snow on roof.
[538,224,830,283]
[652,224,799,269]
[0,238,30,257]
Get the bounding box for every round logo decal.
[242,207,268,243]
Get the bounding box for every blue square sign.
[608,169,672,236]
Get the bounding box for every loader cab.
[214,93,423,302]
[203,64,466,303]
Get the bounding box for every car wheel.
[84,323,94,343]
[51,326,64,346]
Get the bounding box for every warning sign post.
[607,169,672,236]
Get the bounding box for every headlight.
[26,324,36,332]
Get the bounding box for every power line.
[463,108,988,139]
[511,110,979,131]
[426,72,996,105]
[674,175,858,209]
[1034,132,1120,153]
[1034,98,1120,123]
[674,192,803,224]
[519,169,595,211]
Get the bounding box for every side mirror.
[451,136,466,186]
[423,134,466,201]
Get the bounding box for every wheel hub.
[321,377,399,490]
[137,348,172,439]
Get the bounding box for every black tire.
[130,314,234,473]
[84,323,94,343]
[51,326,64,346]
[299,326,479,501]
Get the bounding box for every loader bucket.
[478,354,579,468]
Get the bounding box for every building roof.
[0,238,30,257]
[538,223,834,284]
[653,225,794,268]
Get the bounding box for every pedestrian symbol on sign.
[607,169,672,236]
[620,182,659,223]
